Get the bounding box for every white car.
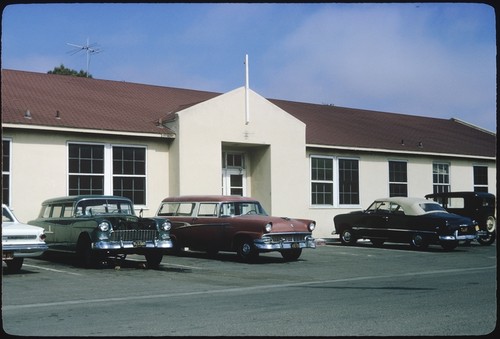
[2,204,48,273]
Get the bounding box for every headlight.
[98,221,110,232]
[308,222,316,232]
[264,223,272,233]
[161,220,172,231]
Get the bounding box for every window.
[311,157,333,205]
[311,156,359,206]
[473,166,488,192]
[433,163,450,193]
[338,159,359,205]
[68,143,147,205]
[2,139,11,206]
[68,144,104,195]
[389,161,408,197]
[198,203,218,217]
[113,147,146,205]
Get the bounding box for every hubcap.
[413,234,423,246]
[343,231,352,242]
[486,217,496,233]
[241,243,251,255]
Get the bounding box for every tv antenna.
[67,38,102,77]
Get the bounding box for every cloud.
[255,4,495,128]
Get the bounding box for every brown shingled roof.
[2,69,495,158]
[271,99,496,157]
[1,69,219,136]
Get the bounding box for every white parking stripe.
[22,264,83,276]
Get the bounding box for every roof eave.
[2,123,176,139]
[306,143,495,160]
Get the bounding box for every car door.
[359,201,392,239]
[384,202,409,241]
[185,202,225,251]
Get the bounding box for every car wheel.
[5,258,24,273]
[340,228,357,245]
[145,251,163,269]
[236,238,258,262]
[76,236,99,268]
[440,240,458,251]
[370,239,385,247]
[409,233,429,250]
[477,230,496,246]
[478,216,496,246]
[281,249,302,261]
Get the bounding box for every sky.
[1,2,497,132]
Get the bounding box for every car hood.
[232,215,313,233]
[2,222,45,236]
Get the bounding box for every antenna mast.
[67,38,101,77]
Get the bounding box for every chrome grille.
[109,230,157,242]
[266,233,310,243]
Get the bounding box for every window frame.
[67,142,147,206]
[432,162,451,193]
[2,138,12,206]
[473,165,488,192]
[310,155,360,208]
[388,160,408,197]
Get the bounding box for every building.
[2,69,496,239]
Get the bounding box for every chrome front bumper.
[93,239,173,250]
[2,243,48,259]
[254,235,316,251]
[439,230,477,241]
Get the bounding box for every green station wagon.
[28,195,173,268]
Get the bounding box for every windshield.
[219,202,268,217]
[2,207,15,222]
[76,199,134,216]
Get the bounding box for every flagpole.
[245,54,250,125]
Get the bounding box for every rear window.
[420,203,447,213]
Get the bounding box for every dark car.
[333,197,478,251]
[156,195,316,262]
[425,191,496,245]
[28,195,173,268]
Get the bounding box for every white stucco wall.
[166,87,309,217]
[3,129,170,222]
[306,150,497,239]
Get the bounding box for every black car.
[333,197,478,251]
[425,191,496,245]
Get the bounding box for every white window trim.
[66,141,148,207]
[2,138,12,206]
[310,155,361,209]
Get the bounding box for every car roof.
[161,195,259,203]
[425,191,495,199]
[373,197,444,216]
[41,195,133,205]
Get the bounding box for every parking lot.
[2,240,497,336]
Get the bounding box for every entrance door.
[222,152,247,196]
[222,168,245,196]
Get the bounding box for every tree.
[48,64,92,78]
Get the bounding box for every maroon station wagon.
[156,195,316,262]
